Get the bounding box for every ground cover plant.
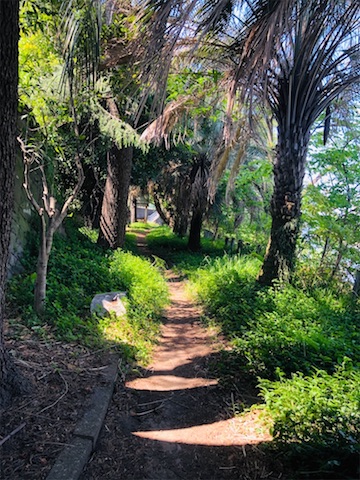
[146,224,228,275]
[187,254,360,478]
[7,222,168,364]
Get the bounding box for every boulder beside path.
[90,292,126,317]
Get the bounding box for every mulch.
[0,319,115,480]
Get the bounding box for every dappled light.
[127,374,218,391]
[133,411,271,446]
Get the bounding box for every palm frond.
[60,0,102,94]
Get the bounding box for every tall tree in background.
[255,0,360,284]
[0,0,30,405]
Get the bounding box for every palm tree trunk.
[258,125,309,285]
[188,209,203,252]
[0,0,31,405]
[173,182,191,236]
[98,145,133,248]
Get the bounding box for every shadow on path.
[81,234,280,480]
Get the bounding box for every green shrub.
[109,249,169,321]
[258,362,360,452]
[7,223,168,363]
[190,255,360,378]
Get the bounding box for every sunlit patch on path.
[134,410,271,446]
[125,272,271,449]
[127,375,218,391]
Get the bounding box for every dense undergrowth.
[146,225,228,274]
[188,254,360,478]
[7,222,360,477]
[139,226,360,478]
[7,222,168,364]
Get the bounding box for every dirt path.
[81,237,279,480]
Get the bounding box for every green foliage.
[190,255,360,378]
[89,97,147,152]
[259,362,360,451]
[146,225,227,274]
[8,223,168,364]
[109,249,169,322]
[301,110,360,281]
[188,253,360,474]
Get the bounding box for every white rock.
[90,291,127,318]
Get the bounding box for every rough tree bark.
[98,145,133,248]
[258,124,309,285]
[98,98,133,249]
[188,209,203,252]
[173,181,191,237]
[0,0,31,405]
[187,153,209,252]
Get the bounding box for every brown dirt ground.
[1,233,285,479]
[0,320,117,479]
[80,232,284,479]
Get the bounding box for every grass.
[7,222,169,364]
[146,225,228,274]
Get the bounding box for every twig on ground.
[137,398,170,408]
[0,423,26,447]
[134,402,165,416]
[36,371,69,415]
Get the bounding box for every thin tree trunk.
[98,145,133,248]
[153,190,172,226]
[144,204,148,223]
[188,209,203,252]
[353,270,360,297]
[330,239,343,280]
[0,0,31,406]
[132,198,137,223]
[34,218,55,314]
[319,237,330,270]
[258,125,309,285]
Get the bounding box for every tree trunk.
[188,209,203,252]
[0,0,31,406]
[173,182,191,236]
[353,270,360,297]
[153,190,172,226]
[34,217,55,314]
[173,213,189,237]
[258,125,309,285]
[130,197,137,224]
[330,239,343,280]
[98,145,133,249]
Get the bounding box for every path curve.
[81,234,276,480]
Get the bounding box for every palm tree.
[253,0,360,284]
[192,0,360,283]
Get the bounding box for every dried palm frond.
[225,135,249,203]
[60,0,102,93]
[208,118,247,199]
[140,96,197,148]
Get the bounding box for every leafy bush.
[109,249,169,321]
[190,255,360,378]
[7,223,168,363]
[189,253,360,476]
[258,362,360,451]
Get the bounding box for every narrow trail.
[81,234,277,480]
